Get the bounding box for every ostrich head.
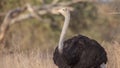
[57,7,70,53]
[58,7,70,17]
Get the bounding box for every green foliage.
[0,0,120,53]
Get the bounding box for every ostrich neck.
[58,13,70,53]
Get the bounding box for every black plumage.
[53,35,107,68]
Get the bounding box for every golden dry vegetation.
[0,42,119,68]
[0,0,120,68]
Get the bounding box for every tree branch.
[0,0,85,44]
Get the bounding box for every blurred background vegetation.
[0,0,120,53]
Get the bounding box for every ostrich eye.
[63,8,67,11]
[63,9,65,11]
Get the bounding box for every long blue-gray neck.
[58,12,70,53]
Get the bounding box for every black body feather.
[53,35,107,68]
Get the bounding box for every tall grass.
[0,51,57,68]
[103,41,120,68]
[0,42,120,68]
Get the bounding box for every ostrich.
[53,7,107,68]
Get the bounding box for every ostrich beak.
[51,7,61,15]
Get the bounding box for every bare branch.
[0,6,27,42]
[0,0,85,44]
[40,0,45,5]
[26,4,42,21]
[52,0,59,4]
[108,12,120,15]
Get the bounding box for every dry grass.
[103,41,120,68]
[0,42,120,68]
[0,52,57,68]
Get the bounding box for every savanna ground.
[0,42,120,68]
[0,0,120,68]
[0,51,57,68]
